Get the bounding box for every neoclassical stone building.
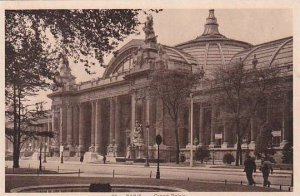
[43,9,292,162]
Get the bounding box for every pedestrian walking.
[80,155,84,164]
[260,158,273,187]
[103,155,106,164]
[244,155,256,185]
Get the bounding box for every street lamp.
[39,143,43,171]
[190,93,194,167]
[155,134,162,179]
[145,122,150,167]
[43,143,47,163]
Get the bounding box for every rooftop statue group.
[143,14,157,44]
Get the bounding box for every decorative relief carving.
[135,88,145,100]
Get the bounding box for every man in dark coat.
[260,158,273,187]
[244,155,256,185]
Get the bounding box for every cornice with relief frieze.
[79,87,130,103]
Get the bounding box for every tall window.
[114,55,133,74]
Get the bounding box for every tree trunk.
[174,119,180,164]
[235,135,239,166]
[235,117,241,166]
[12,84,20,168]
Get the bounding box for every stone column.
[72,105,79,146]
[146,96,150,124]
[90,101,96,147]
[78,103,85,154]
[249,117,256,149]
[221,121,228,148]
[198,103,204,146]
[59,106,63,145]
[51,108,58,148]
[188,105,191,144]
[156,98,164,137]
[114,96,121,153]
[131,92,136,134]
[209,104,216,148]
[95,100,103,153]
[66,104,73,148]
[109,97,115,144]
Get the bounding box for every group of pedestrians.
[244,155,273,187]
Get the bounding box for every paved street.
[5,160,293,191]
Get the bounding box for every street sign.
[156,135,162,145]
[215,133,222,139]
[272,131,281,137]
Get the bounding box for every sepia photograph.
[3,0,298,194]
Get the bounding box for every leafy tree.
[195,146,210,164]
[5,9,160,168]
[282,143,293,164]
[149,69,204,164]
[6,9,161,72]
[254,122,275,160]
[210,60,283,166]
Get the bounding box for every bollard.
[288,187,291,192]
[113,170,115,178]
[58,166,59,173]
[150,171,152,179]
[188,177,189,181]
[279,185,282,190]
[225,180,227,185]
[78,169,80,177]
[240,181,242,185]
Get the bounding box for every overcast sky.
[31,9,293,109]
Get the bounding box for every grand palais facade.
[7,10,292,163]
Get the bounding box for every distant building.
[40,10,292,162]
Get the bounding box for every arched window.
[114,55,134,75]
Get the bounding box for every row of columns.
[50,91,291,155]
[194,91,290,149]
[52,92,151,156]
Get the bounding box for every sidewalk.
[5,160,293,192]
[44,160,292,177]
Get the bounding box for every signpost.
[155,134,162,179]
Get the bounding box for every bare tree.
[5,102,54,168]
[210,59,285,165]
[149,68,203,164]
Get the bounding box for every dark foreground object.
[89,183,111,192]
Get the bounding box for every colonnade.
[189,91,291,149]
[49,90,291,157]
[51,91,153,157]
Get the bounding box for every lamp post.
[145,122,150,167]
[39,143,42,171]
[212,148,215,165]
[156,134,162,179]
[43,143,47,163]
[60,145,64,164]
[190,93,194,167]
